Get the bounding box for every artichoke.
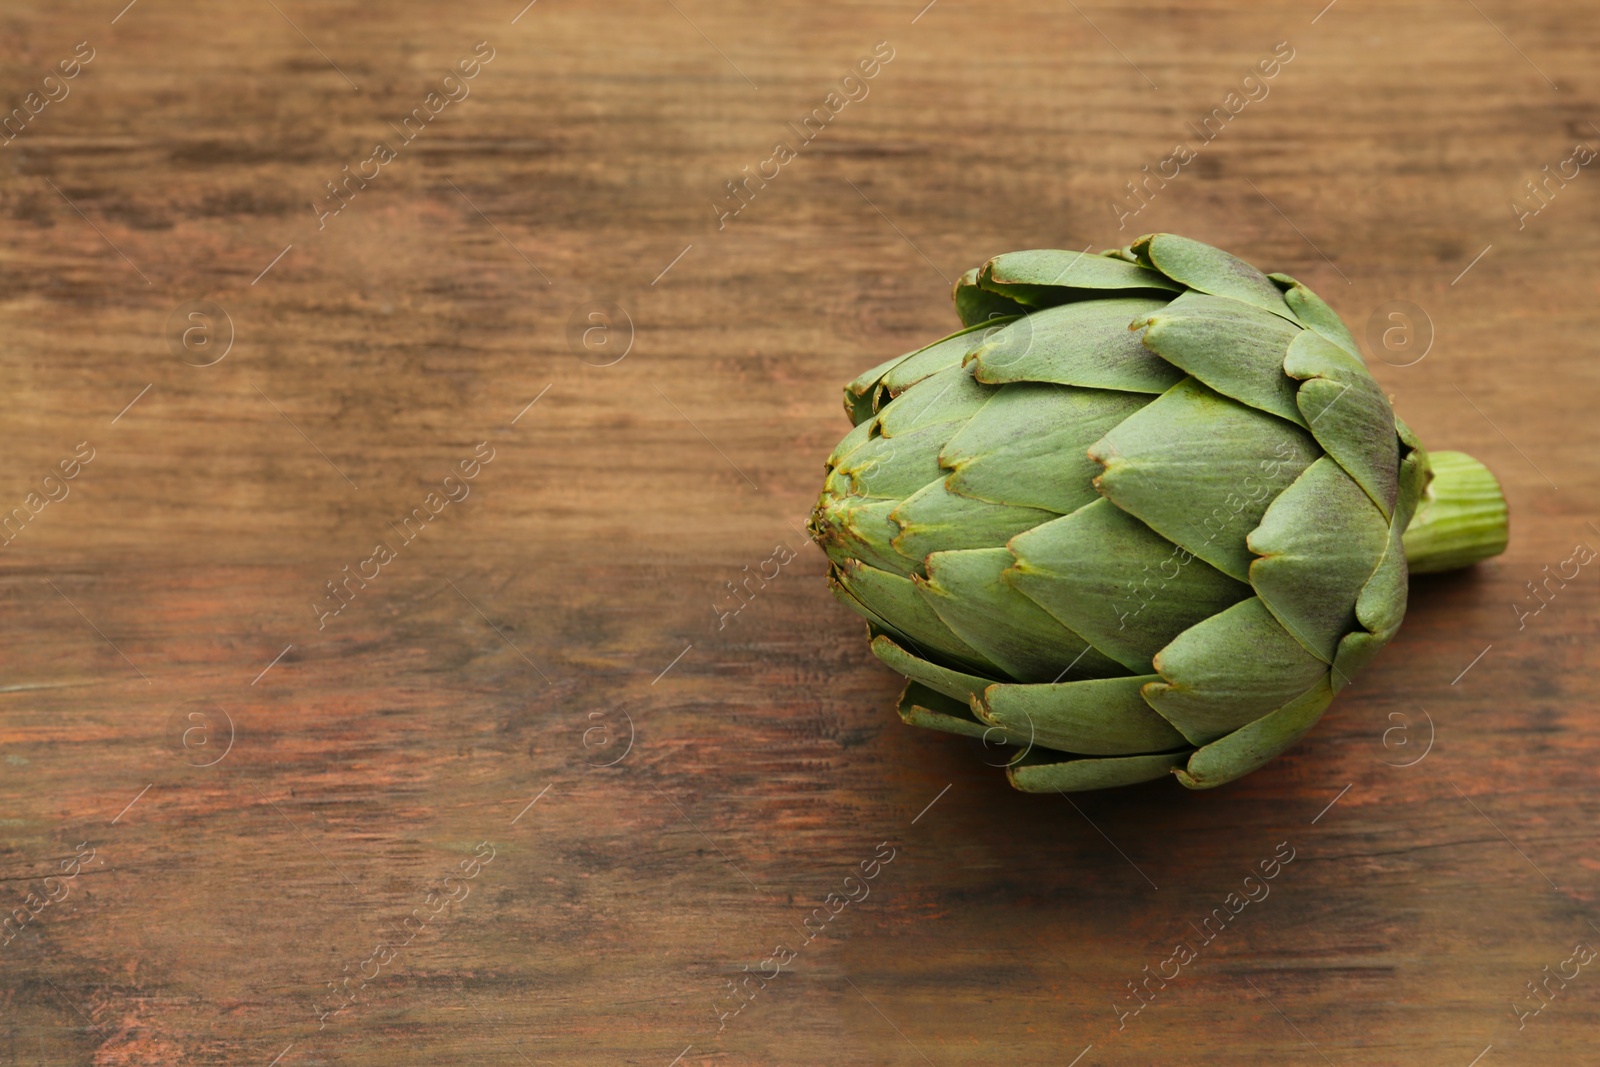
[809,233,1507,792]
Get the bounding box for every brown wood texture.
[1,0,1598,1063]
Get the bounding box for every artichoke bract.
[809,233,1507,792]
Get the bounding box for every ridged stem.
[1402,451,1509,574]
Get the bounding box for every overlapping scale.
[1008,749,1188,792]
[834,559,996,676]
[1174,676,1335,789]
[862,323,996,412]
[876,362,994,438]
[1133,293,1306,426]
[966,296,1180,393]
[1088,379,1317,582]
[1330,423,1429,690]
[898,681,1025,744]
[974,675,1184,755]
[952,266,1029,328]
[1284,330,1401,517]
[1269,272,1363,357]
[1142,597,1330,745]
[917,548,1126,683]
[1006,499,1252,672]
[1131,233,1299,324]
[943,384,1147,515]
[870,632,995,703]
[1247,457,1390,662]
[976,248,1180,308]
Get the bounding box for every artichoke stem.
[1402,451,1509,574]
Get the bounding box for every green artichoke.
[809,233,1508,792]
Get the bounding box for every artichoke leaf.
[891,479,1058,561]
[1329,628,1388,695]
[1006,498,1252,673]
[1247,457,1390,663]
[1269,272,1363,358]
[967,296,1182,394]
[834,420,950,501]
[1134,293,1306,427]
[978,249,1181,308]
[811,496,921,577]
[876,362,995,439]
[871,633,999,704]
[845,351,915,425]
[943,383,1149,515]
[1007,749,1189,793]
[1328,435,1425,689]
[836,559,999,676]
[830,573,925,656]
[879,322,997,400]
[976,675,1185,756]
[1144,597,1330,745]
[1090,378,1318,582]
[898,681,1028,744]
[1131,233,1299,324]
[917,548,1128,683]
[953,266,1030,327]
[1175,675,1335,789]
[824,416,876,470]
[1285,329,1401,517]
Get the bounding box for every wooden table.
[2,1,1596,1063]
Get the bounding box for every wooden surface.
[1,1,1598,1063]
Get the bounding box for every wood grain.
[2,0,1598,1063]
